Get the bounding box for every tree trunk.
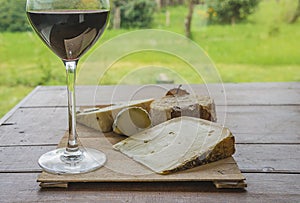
[113,7,121,29]
[165,0,170,7]
[166,10,170,26]
[156,0,162,10]
[231,16,236,26]
[289,0,300,23]
[185,0,194,38]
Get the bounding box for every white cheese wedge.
[113,116,235,174]
[76,99,154,133]
[113,107,152,136]
[150,95,217,126]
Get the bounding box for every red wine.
[27,10,109,60]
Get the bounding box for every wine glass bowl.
[26,0,110,174]
[26,0,110,61]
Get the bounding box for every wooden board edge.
[213,180,247,189]
[39,182,69,188]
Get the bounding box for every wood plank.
[216,82,300,105]
[1,144,299,173]
[1,104,299,146]
[234,144,300,173]
[217,105,300,144]
[0,108,67,146]
[0,173,299,202]
[0,145,52,172]
[20,85,176,108]
[20,83,300,108]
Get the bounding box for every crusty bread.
[150,94,217,126]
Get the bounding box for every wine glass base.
[38,148,106,174]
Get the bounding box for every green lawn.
[0,0,300,117]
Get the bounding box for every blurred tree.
[0,0,30,32]
[111,0,156,29]
[184,0,205,38]
[207,0,260,25]
[289,0,300,23]
[185,0,195,38]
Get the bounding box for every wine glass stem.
[65,61,80,154]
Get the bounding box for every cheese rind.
[163,135,235,174]
[113,116,235,174]
[76,99,154,133]
[149,95,216,126]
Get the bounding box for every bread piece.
[113,116,235,174]
[150,95,216,126]
[76,99,154,133]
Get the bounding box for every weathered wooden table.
[0,83,299,202]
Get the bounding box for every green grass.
[0,0,300,117]
[97,51,203,85]
[153,0,300,84]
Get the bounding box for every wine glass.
[26,0,110,174]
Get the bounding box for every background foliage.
[0,0,299,118]
[0,0,30,32]
[111,0,156,28]
[207,0,260,24]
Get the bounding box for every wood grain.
[0,145,52,172]
[0,108,67,146]
[20,83,300,108]
[234,144,300,173]
[218,105,300,144]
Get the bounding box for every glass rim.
[26,0,111,11]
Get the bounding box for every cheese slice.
[150,95,217,126]
[113,116,235,174]
[76,99,154,133]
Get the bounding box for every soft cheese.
[76,99,154,133]
[113,107,152,136]
[113,116,235,174]
[150,94,217,126]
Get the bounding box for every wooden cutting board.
[38,124,246,189]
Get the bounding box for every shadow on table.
[40,181,247,193]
